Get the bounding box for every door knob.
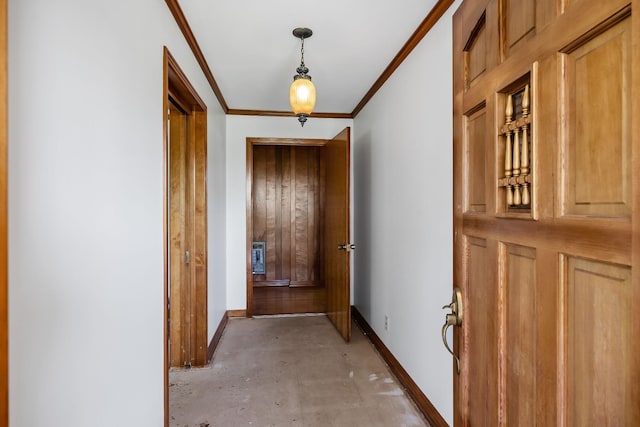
[337,243,356,252]
[441,287,463,374]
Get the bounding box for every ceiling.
[175,0,442,116]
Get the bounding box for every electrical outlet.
[384,315,389,331]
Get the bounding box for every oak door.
[452,0,638,425]
[324,128,351,341]
[167,96,207,368]
[168,100,190,367]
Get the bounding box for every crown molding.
[350,0,455,117]
[166,0,455,118]
[165,0,229,113]
[228,109,353,119]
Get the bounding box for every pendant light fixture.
[289,27,316,127]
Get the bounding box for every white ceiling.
[179,0,441,114]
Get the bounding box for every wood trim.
[351,306,448,427]
[289,280,322,288]
[0,0,8,422]
[206,310,247,361]
[164,0,453,119]
[253,280,291,288]
[246,141,254,317]
[165,0,229,113]
[632,0,640,420]
[251,280,323,288]
[166,51,206,111]
[228,109,353,119]
[249,137,327,147]
[192,108,208,366]
[162,48,170,427]
[463,215,631,266]
[351,0,455,117]
[227,309,247,318]
[207,311,229,362]
[164,46,209,425]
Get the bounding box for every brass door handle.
[441,287,463,374]
[442,320,460,374]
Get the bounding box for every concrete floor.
[169,315,430,427]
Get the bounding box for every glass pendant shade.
[289,77,316,115]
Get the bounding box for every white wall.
[225,116,353,310]
[8,1,226,425]
[353,1,462,423]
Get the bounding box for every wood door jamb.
[163,46,208,427]
[245,137,328,317]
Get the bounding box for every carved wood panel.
[497,77,534,217]
[562,17,631,217]
[465,13,488,88]
[566,257,632,425]
[465,237,498,425]
[503,244,536,425]
[466,106,488,213]
[505,0,535,50]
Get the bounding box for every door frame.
[245,137,327,317]
[163,47,208,426]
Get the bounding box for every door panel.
[168,101,189,368]
[453,0,638,424]
[465,237,498,426]
[504,244,536,425]
[324,128,351,341]
[466,107,488,213]
[563,17,632,216]
[567,257,632,426]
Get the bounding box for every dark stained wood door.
[324,128,351,341]
[452,0,638,425]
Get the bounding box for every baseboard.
[227,309,247,318]
[207,311,229,362]
[207,309,248,362]
[351,306,449,427]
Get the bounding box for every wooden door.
[452,0,638,425]
[167,98,208,368]
[164,49,208,370]
[324,128,351,341]
[168,100,190,367]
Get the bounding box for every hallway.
[169,315,429,426]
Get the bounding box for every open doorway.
[245,129,351,341]
[163,47,208,424]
